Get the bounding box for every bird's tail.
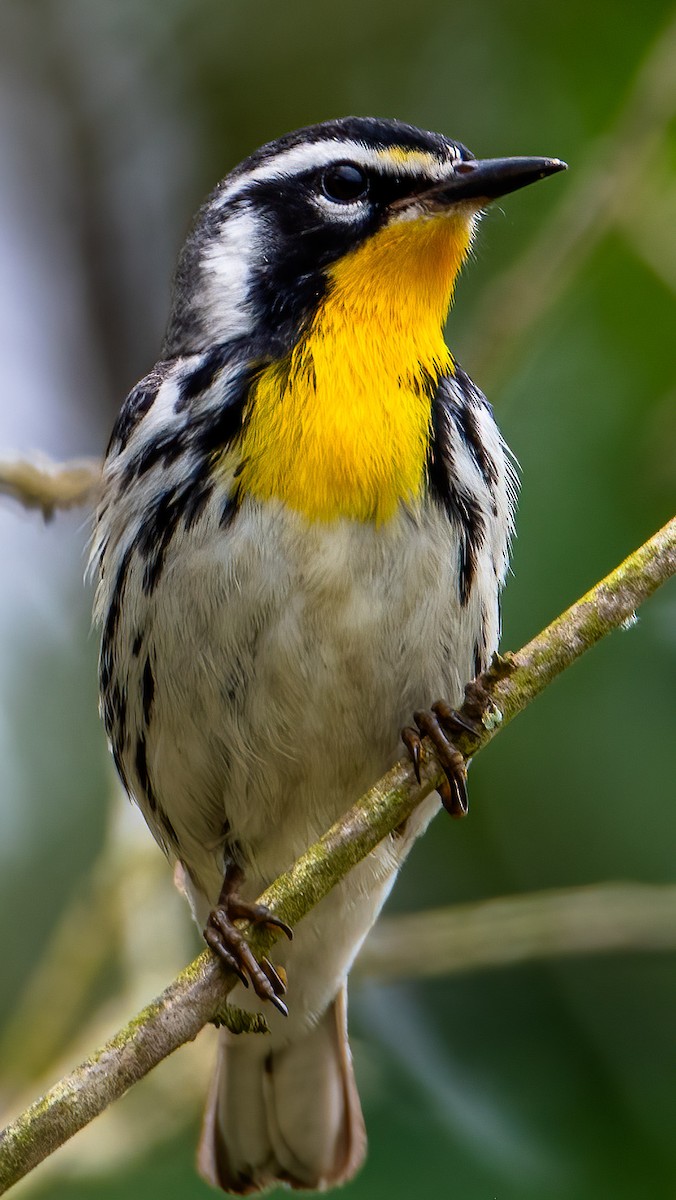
[198,983,366,1193]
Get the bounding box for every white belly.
[145,500,490,871]
[114,494,500,1037]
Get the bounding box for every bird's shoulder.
[426,363,517,604]
[428,363,512,507]
[105,341,259,470]
[92,343,262,590]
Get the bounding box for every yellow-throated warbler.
[91,117,565,1193]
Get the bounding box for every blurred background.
[1,1,675,1197]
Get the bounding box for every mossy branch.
[0,514,674,1193]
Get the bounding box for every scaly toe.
[412,706,470,818]
[203,923,250,987]
[462,678,493,722]
[227,898,294,941]
[431,698,482,739]
[204,903,289,1014]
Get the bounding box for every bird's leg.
[204,861,293,1016]
[402,681,491,818]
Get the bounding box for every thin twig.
[0,457,100,518]
[356,882,676,983]
[0,516,674,1191]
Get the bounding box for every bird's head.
[164,116,565,358]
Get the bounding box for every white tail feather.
[198,985,365,1193]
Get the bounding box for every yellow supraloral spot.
[236,208,474,523]
[374,146,445,174]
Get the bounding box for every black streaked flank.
[182,474,215,530]
[175,454,218,531]
[102,663,130,794]
[158,810,180,849]
[119,428,185,489]
[142,655,155,725]
[108,364,257,594]
[428,374,488,606]
[100,545,133,695]
[220,493,240,529]
[135,733,157,813]
[175,343,241,412]
[101,676,119,739]
[101,545,133,652]
[111,743,129,792]
[133,468,236,595]
[452,367,499,491]
[112,681,127,747]
[132,486,183,595]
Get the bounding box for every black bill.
[422,156,567,207]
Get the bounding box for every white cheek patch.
[199,206,257,342]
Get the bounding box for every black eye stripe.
[243,165,465,213]
[321,162,369,204]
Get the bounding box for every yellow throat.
[236,209,474,523]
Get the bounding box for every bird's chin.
[387,198,480,229]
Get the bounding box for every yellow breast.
[235,209,473,524]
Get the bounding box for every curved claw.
[205,897,290,1015]
[268,993,289,1017]
[264,913,294,942]
[438,770,469,818]
[401,725,423,783]
[261,957,287,996]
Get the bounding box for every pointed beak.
[417,155,567,208]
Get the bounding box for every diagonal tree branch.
[0,514,674,1193]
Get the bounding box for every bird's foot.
[204,864,293,1016]
[402,694,485,818]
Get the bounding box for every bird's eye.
[321,162,369,204]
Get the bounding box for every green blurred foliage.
[1,0,675,1197]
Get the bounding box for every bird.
[91,116,565,1194]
